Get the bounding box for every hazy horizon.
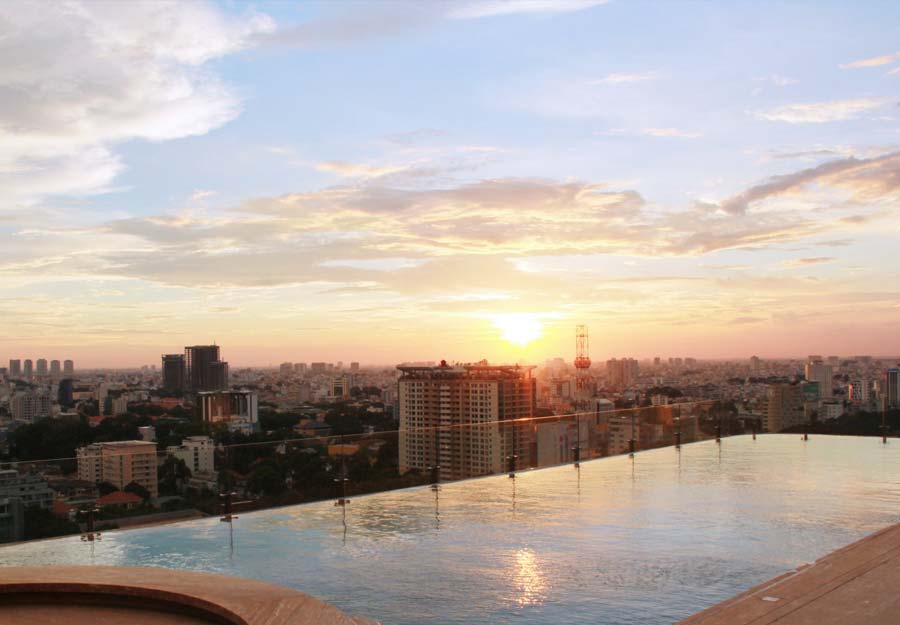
[2,1,899,367]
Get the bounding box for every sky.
[1,0,899,367]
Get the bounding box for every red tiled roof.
[96,491,142,506]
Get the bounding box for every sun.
[492,313,544,346]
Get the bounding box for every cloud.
[448,0,607,19]
[0,1,274,208]
[602,127,700,139]
[315,161,410,179]
[755,74,798,86]
[781,257,837,268]
[263,1,604,47]
[191,190,217,200]
[753,98,888,123]
[591,71,659,85]
[718,151,900,215]
[840,52,900,69]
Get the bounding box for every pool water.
[3,435,900,625]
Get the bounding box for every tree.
[124,481,151,500]
[24,507,80,540]
[158,456,192,496]
[247,464,284,497]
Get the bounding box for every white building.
[608,415,638,455]
[820,401,844,420]
[167,436,215,475]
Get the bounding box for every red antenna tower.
[574,325,591,371]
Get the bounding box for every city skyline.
[2,1,899,367]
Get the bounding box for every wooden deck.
[678,522,900,625]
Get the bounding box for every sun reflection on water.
[512,548,547,607]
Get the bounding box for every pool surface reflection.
[3,435,899,625]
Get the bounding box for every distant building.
[805,359,833,399]
[63,359,74,376]
[0,498,25,543]
[111,394,129,416]
[884,368,900,409]
[23,359,33,379]
[36,358,48,377]
[607,358,639,389]
[199,390,258,435]
[820,401,844,420]
[0,470,53,510]
[10,391,51,422]
[185,345,228,392]
[76,441,159,497]
[331,375,352,400]
[8,359,21,378]
[398,361,536,481]
[765,383,805,432]
[137,426,156,442]
[50,360,61,378]
[350,362,360,372]
[310,362,327,374]
[279,362,294,376]
[161,354,186,393]
[167,436,215,475]
[608,415,638,455]
[295,363,308,375]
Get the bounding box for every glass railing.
[0,400,755,543]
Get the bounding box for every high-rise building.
[398,361,536,481]
[57,379,74,408]
[63,359,74,376]
[10,391,51,422]
[161,354,186,393]
[295,363,307,375]
[8,359,21,378]
[750,356,761,374]
[185,345,228,392]
[279,362,294,376]
[350,362,360,372]
[764,383,805,432]
[76,441,159,497]
[805,359,834,399]
[23,359,33,379]
[884,368,900,409]
[35,359,48,377]
[606,358,639,389]
[199,390,258,434]
[49,360,61,378]
[310,362,327,374]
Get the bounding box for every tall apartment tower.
[885,368,900,409]
[63,360,74,376]
[22,360,33,379]
[185,345,228,392]
[49,360,61,378]
[35,359,48,377]
[8,360,21,378]
[606,358,639,390]
[398,361,536,481]
[764,383,805,432]
[804,359,834,399]
[161,354,186,393]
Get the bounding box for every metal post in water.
[674,430,682,449]
[507,453,517,478]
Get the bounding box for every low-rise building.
[76,441,159,497]
[199,390,258,435]
[0,469,54,510]
[167,436,215,475]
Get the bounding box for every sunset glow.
[1,2,898,366]
[493,314,545,347]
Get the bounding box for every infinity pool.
[3,435,900,624]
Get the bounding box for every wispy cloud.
[782,257,837,267]
[602,127,700,139]
[753,98,888,123]
[591,71,659,85]
[191,190,217,201]
[449,0,607,19]
[315,161,410,178]
[840,52,900,69]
